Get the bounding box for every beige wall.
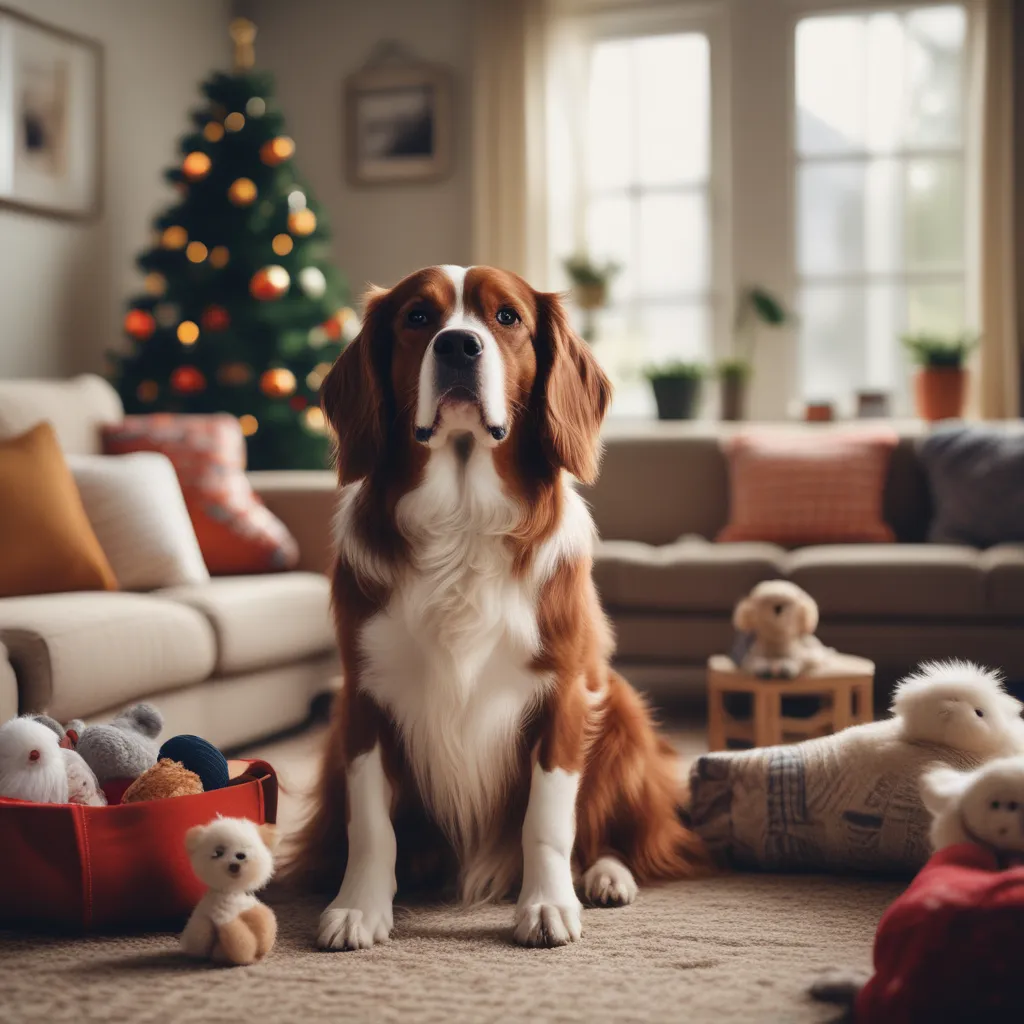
[248,0,473,303]
[0,0,229,379]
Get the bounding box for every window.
[795,5,969,409]
[550,28,715,417]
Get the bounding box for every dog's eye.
[992,800,1001,810]
[212,846,226,859]
[406,309,429,327]
[1010,802,1020,812]
[773,603,785,616]
[975,708,984,718]
[495,307,519,327]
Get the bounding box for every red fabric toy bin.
[0,759,277,932]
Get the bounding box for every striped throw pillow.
[717,430,898,546]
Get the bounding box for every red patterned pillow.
[103,415,298,575]
[717,430,898,546]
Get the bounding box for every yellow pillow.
[0,423,118,597]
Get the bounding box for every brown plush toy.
[122,758,203,803]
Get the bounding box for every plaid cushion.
[717,430,898,546]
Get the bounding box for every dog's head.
[185,816,277,893]
[733,580,819,642]
[320,265,612,485]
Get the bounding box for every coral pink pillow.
[103,415,298,575]
[717,430,898,546]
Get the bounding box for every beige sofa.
[584,422,1024,698]
[0,376,339,749]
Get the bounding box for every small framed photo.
[345,63,453,186]
[0,6,102,219]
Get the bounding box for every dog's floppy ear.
[258,822,280,854]
[320,285,392,484]
[795,590,819,635]
[733,597,756,632]
[920,766,970,816]
[184,825,206,857]
[534,291,612,484]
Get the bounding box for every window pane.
[798,163,865,275]
[640,302,708,365]
[587,195,634,301]
[865,14,904,154]
[637,193,707,294]
[800,286,866,401]
[905,158,963,270]
[587,40,632,191]
[905,5,965,147]
[907,282,964,334]
[796,16,866,155]
[636,34,709,186]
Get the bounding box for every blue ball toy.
[158,734,229,791]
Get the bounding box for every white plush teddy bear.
[893,660,1024,759]
[733,580,831,678]
[920,755,1024,856]
[180,816,278,966]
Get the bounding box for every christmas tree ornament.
[250,265,290,300]
[238,414,259,437]
[307,325,328,347]
[161,225,188,249]
[125,309,156,341]
[217,362,252,386]
[289,395,308,412]
[287,189,306,211]
[303,407,327,433]
[305,362,332,390]
[136,381,160,403]
[288,209,316,236]
[260,136,295,166]
[143,273,166,296]
[203,122,224,143]
[208,245,230,268]
[171,366,206,394]
[154,303,179,327]
[228,177,257,206]
[182,151,212,180]
[272,233,293,256]
[201,306,230,332]
[340,307,360,342]
[177,320,200,346]
[298,266,327,298]
[224,111,245,133]
[245,96,266,118]
[260,368,297,398]
[186,241,208,263]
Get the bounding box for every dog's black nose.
[434,330,482,369]
[228,862,241,875]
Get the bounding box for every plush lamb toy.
[73,703,163,784]
[0,718,69,803]
[181,817,278,966]
[893,660,1024,759]
[733,580,831,678]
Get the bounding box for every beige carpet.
[0,721,903,1024]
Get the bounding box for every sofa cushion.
[594,538,786,612]
[786,545,985,618]
[0,642,16,724]
[158,572,334,675]
[0,593,217,720]
[981,544,1024,617]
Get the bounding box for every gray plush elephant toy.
[72,703,164,783]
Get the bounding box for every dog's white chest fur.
[337,444,593,853]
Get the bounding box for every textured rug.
[0,722,903,1024]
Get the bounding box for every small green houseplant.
[901,331,978,421]
[719,286,794,421]
[644,361,706,420]
[563,254,620,342]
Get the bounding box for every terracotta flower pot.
[914,367,967,422]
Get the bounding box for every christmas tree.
[110,19,356,470]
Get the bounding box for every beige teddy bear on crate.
[180,816,278,966]
[733,580,833,679]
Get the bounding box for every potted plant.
[644,361,706,420]
[901,332,978,421]
[563,253,620,342]
[718,286,794,421]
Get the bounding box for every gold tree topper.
[229,18,257,71]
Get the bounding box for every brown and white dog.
[289,265,708,950]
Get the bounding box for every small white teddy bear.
[733,580,831,678]
[62,748,107,806]
[893,660,1024,759]
[920,755,1024,856]
[180,816,278,966]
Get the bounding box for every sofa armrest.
[248,471,337,575]
[0,641,17,724]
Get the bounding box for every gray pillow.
[919,426,1024,547]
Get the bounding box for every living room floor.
[1,712,903,1023]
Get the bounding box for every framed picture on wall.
[0,6,102,219]
[345,60,453,186]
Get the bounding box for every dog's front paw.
[582,856,638,907]
[318,905,392,951]
[514,901,582,947]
